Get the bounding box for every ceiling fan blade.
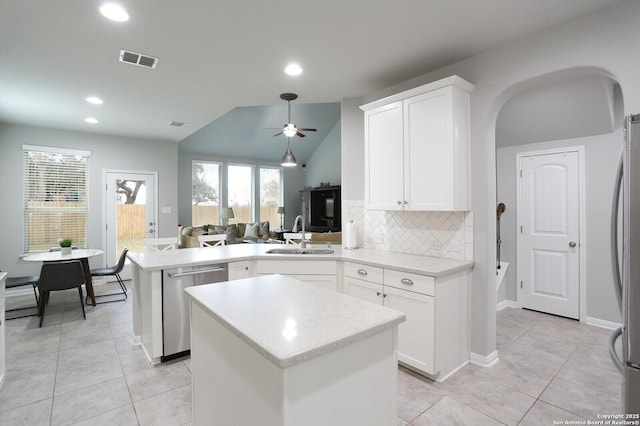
[298,128,317,132]
[295,131,306,138]
[273,131,283,137]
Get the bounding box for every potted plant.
[59,238,73,255]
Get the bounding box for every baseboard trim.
[584,316,622,330]
[497,300,517,311]
[470,350,500,368]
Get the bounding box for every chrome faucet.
[293,214,307,248]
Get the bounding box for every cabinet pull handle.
[357,269,368,276]
[397,201,402,205]
[401,278,414,286]
[383,293,387,298]
[376,292,381,296]
[403,201,408,205]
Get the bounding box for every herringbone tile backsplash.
[342,200,473,261]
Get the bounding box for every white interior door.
[519,150,581,319]
[105,171,157,280]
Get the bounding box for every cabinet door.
[344,278,383,305]
[228,261,253,280]
[384,286,435,375]
[404,87,452,210]
[365,101,404,210]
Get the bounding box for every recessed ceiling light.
[85,117,99,124]
[285,63,303,76]
[99,3,130,22]
[85,96,104,105]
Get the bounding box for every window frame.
[191,160,222,226]
[22,144,91,253]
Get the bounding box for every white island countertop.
[185,274,406,368]
[128,244,473,277]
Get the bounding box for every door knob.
[569,241,577,248]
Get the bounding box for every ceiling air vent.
[119,49,158,69]
[169,121,185,127]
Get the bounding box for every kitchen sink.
[265,248,335,255]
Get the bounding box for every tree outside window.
[192,161,220,225]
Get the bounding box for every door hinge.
[106,183,108,191]
[520,170,523,178]
[520,281,523,289]
[520,225,523,233]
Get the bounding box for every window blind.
[23,146,90,252]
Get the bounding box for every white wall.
[0,123,178,276]
[342,0,640,358]
[304,119,341,188]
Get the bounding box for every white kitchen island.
[185,274,406,426]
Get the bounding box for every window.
[192,161,221,225]
[23,145,90,252]
[227,165,254,223]
[191,161,283,226]
[259,167,282,225]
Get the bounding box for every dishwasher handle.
[167,267,226,278]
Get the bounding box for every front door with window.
[105,171,156,280]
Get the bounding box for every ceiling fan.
[272,93,317,138]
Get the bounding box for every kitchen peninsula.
[127,244,473,380]
[185,274,405,425]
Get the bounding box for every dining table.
[22,248,104,306]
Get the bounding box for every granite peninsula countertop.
[127,244,473,277]
[184,274,406,368]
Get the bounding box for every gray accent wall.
[0,123,178,277]
[304,119,341,188]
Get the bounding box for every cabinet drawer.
[343,262,383,284]
[384,269,434,296]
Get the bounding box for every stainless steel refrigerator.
[610,113,640,413]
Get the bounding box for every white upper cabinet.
[361,76,474,211]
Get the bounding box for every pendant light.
[281,138,297,167]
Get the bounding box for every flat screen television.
[309,186,341,232]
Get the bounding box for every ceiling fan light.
[283,125,297,137]
[281,147,297,167]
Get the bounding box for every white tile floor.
[0,282,622,425]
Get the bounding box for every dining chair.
[283,233,312,246]
[144,237,178,251]
[37,260,86,327]
[89,248,128,303]
[198,234,227,247]
[2,271,40,319]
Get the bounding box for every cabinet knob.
[400,278,414,286]
[397,201,402,205]
[357,269,368,276]
[403,201,408,205]
[383,293,387,298]
[376,292,381,296]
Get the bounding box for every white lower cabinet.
[255,260,337,291]
[344,262,468,382]
[228,260,253,280]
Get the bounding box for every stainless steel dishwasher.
[162,263,228,361]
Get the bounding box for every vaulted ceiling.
[0,0,623,162]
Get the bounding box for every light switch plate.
[161,207,172,214]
